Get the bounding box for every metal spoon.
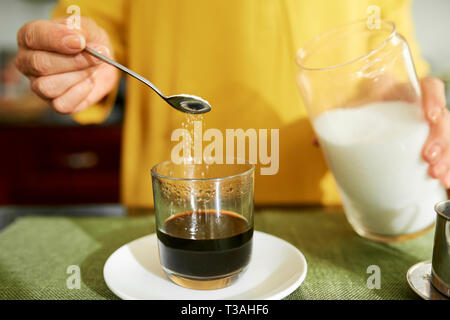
[84,47,211,114]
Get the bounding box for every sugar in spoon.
[84,47,211,114]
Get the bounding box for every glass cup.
[151,160,254,290]
[296,20,447,242]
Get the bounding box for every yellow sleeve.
[377,0,429,78]
[51,0,127,124]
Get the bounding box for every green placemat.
[0,208,433,300]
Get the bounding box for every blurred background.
[0,0,449,206]
[0,0,125,205]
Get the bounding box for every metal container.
[431,200,450,297]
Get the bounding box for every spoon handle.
[84,47,166,99]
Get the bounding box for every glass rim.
[150,160,255,182]
[296,19,396,71]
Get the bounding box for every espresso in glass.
[151,160,254,290]
[158,210,253,279]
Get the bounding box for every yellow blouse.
[52,0,428,207]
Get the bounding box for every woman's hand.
[15,18,118,114]
[420,77,450,188]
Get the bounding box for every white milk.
[314,101,447,236]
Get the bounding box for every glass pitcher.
[296,20,447,242]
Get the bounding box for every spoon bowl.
[166,94,211,114]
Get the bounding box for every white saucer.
[104,231,307,300]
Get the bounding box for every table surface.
[0,207,433,300]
